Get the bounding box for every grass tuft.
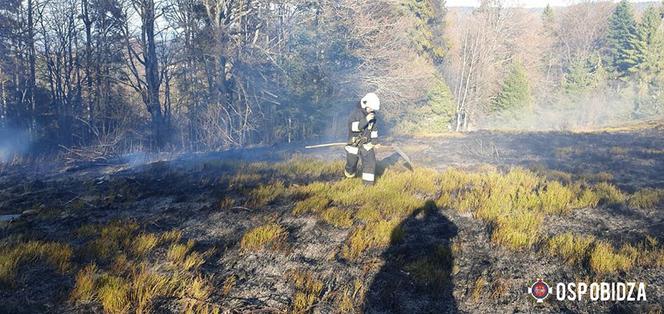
[292,196,331,215]
[539,181,574,214]
[70,263,97,302]
[240,223,287,251]
[98,274,130,314]
[491,210,543,250]
[131,233,160,257]
[69,224,216,312]
[247,181,287,207]
[130,265,179,313]
[222,275,237,296]
[569,184,600,209]
[342,219,402,260]
[166,240,195,265]
[594,182,626,207]
[0,241,72,286]
[160,230,183,243]
[290,269,324,313]
[589,241,633,274]
[321,207,353,228]
[545,233,595,266]
[628,188,664,209]
[404,244,453,292]
[471,276,487,301]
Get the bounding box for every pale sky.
[446,0,656,8]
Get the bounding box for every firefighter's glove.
[366,113,376,123]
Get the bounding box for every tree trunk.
[27,0,36,134]
[143,0,164,147]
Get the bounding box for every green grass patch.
[341,219,403,260]
[321,207,353,228]
[292,195,331,215]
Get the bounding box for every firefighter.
[344,93,380,185]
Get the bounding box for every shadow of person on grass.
[364,200,459,313]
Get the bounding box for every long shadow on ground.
[364,200,458,313]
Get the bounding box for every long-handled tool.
[304,142,348,149]
[305,142,414,169]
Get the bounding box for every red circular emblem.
[528,278,551,303]
[532,282,548,298]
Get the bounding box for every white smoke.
[0,128,30,163]
[476,87,662,131]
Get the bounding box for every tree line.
[0,0,662,157]
[444,0,664,130]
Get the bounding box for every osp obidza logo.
[528,278,551,303]
[526,278,647,303]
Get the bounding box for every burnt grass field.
[1,121,663,313]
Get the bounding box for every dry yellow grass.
[82,221,139,262]
[290,269,324,313]
[130,265,179,313]
[545,233,595,266]
[491,210,543,250]
[629,188,664,209]
[354,207,382,223]
[569,184,600,209]
[247,181,288,207]
[336,280,364,313]
[70,263,97,302]
[490,277,510,300]
[70,224,217,312]
[321,207,353,228]
[273,158,344,181]
[292,195,331,215]
[181,274,218,314]
[342,219,402,260]
[404,244,453,291]
[471,276,487,302]
[160,230,183,243]
[542,232,664,275]
[240,223,287,251]
[97,274,130,313]
[589,242,634,274]
[0,241,72,286]
[222,275,237,296]
[539,181,574,214]
[166,240,195,265]
[227,172,263,190]
[131,233,160,257]
[594,182,626,206]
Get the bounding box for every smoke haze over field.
[477,90,661,131]
[446,0,656,8]
[0,128,30,162]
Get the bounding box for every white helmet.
[361,93,380,111]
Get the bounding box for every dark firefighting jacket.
[347,103,378,147]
